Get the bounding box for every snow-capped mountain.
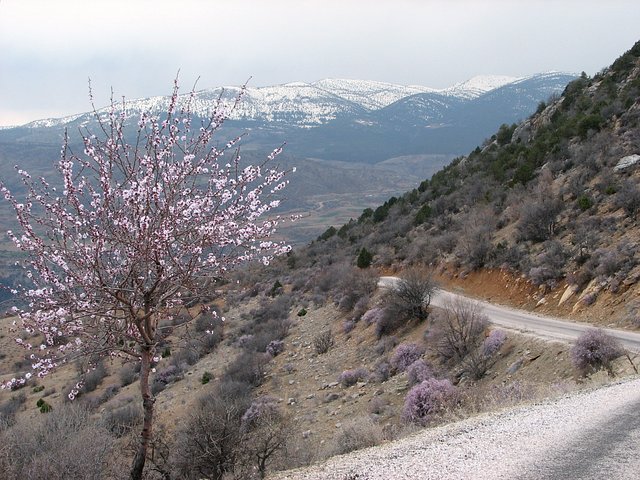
[311,78,436,110]
[21,73,576,131]
[6,72,578,165]
[440,74,521,99]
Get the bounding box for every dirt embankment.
[433,266,640,331]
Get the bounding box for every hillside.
[308,41,640,328]
[0,45,637,480]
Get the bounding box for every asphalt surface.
[378,276,640,352]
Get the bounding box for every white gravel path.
[271,377,640,479]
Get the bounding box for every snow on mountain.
[440,75,521,99]
[312,78,436,110]
[20,74,573,130]
[510,71,576,90]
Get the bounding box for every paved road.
[378,276,640,352]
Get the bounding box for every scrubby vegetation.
[0,40,638,480]
[305,41,640,311]
[571,329,624,375]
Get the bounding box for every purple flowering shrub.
[482,330,507,357]
[343,319,356,334]
[241,396,281,430]
[339,368,369,387]
[406,359,434,386]
[571,328,624,375]
[403,378,457,425]
[362,307,385,326]
[390,342,425,372]
[266,340,285,357]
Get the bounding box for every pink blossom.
[0,79,294,394]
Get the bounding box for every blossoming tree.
[0,80,292,480]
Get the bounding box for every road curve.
[378,276,640,352]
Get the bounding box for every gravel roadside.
[271,376,640,480]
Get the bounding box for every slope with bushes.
[0,42,639,480]
[310,40,640,327]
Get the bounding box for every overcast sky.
[1,0,639,126]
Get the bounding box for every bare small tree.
[171,382,251,480]
[456,208,496,269]
[239,396,290,479]
[435,298,488,363]
[517,170,562,242]
[387,267,437,321]
[615,179,640,220]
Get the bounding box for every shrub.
[582,293,597,306]
[0,393,26,429]
[339,368,369,387]
[362,307,385,326]
[372,360,392,383]
[314,330,334,355]
[171,382,251,480]
[241,396,280,429]
[251,294,293,323]
[239,396,289,479]
[268,280,284,297]
[192,311,224,355]
[390,343,425,373]
[266,339,285,357]
[356,248,373,268]
[223,352,270,387]
[462,330,507,380]
[435,299,488,363]
[571,328,624,375]
[329,416,384,455]
[482,330,507,357]
[402,378,457,426]
[374,310,404,338]
[88,385,117,408]
[0,404,122,479]
[297,308,307,317]
[385,267,437,321]
[119,363,138,387]
[151,365,183,394]
[406,359,434,386]
[194,309,222,333]
[528,240,567,288]
[169,342,201,367]
[236,334,255,349]
[201,371,213,385]
[614,179,640,219]
[374,336,398,355]
[577,195,594,211]
[102,402,142,437]
[517,196,562,242]
[80,362,108,394]
[342,320,356,334]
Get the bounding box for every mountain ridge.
[18,73,575,130]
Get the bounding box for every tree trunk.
[130,345,155,480]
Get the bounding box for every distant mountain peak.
[440,75,522,99]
